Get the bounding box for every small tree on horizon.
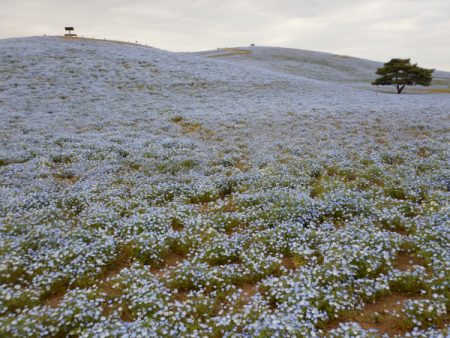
[372,58,434,94]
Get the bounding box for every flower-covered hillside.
[0,36,449,337]
[191,46,450,87]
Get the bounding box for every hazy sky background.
[1,0,449,70]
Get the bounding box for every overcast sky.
[1,0,449,70]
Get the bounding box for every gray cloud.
[1,0,449,70]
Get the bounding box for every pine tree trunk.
[397,84,406,94]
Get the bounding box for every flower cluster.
[402,298,447,329]
[1,36,449,336]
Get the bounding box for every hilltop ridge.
[1,36,449,124]
[189,45,450,86]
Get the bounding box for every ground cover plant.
[0,37,449,337]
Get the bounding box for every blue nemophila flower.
[1,36,449,337]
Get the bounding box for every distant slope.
[189,47,381,83]
[0,36,353,119]
[188,46,450,86]
[1,36,449,127]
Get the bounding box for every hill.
[189,46,450,86]
[0,37,449,337]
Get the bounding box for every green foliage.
[389,271,428,295]
[372,58,434,94]
[51,154,73,164]
[402,298,447,329]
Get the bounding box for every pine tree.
[372,58,434,94]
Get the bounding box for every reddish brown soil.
[325,294,420,336]
[393,251,425,271]
[45,290,66,308]
[150,252,186,277]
